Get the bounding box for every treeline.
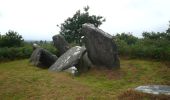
[115,29,170,60]
[1,22,170,61]
[1,29,170,61]
[0,30,24,47]
[0,30,57,61]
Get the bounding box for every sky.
[0,0,170,40]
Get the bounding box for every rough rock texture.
[135,85,170,95]
[64,66,78,76]
[76,52,92,73]
[32,43,40,50]
[52,34,70,56]
[30,48,58,68]
[49,46,86,71]
[82,23,120,69]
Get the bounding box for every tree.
[142,31,170,40]
[166,21,170,33]
[0,30,24,47]
[142,32,160,40]
[116,33,138,45]
[0,34,2,46]
[58,6,105,44]
[166,21,170,40]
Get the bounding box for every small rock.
[135,85,170,95]
[64,66,78,76]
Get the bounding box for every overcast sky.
[0,0,170,40]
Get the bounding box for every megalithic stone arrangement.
[30,23,120,75]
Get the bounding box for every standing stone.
[49,46,86,71]
[52,34,70,56]
[82,23,120,69]
[30,48,58,68]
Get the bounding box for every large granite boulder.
[52,34,70,56]
[49,46,86,71]
[30,48,58,68]
[82,23,120,69]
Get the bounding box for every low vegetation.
[115,31,170,60]
[0,45,32,61]
[0,40,58,62]
[0,58,169,99]
[1,29,170,61]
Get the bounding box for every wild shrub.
[115,32,170,60]
[0,30,24,47]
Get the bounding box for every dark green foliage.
[142,21,170,40]
[0,30,24,47]
[0,46,32,61]
[115,33,138,45]
[116,32,170,60]
[40,42,59,56]
[142,32,170,40]
[29,40,59,56]
[115,21,170,60]
[166,21,170,33]
[59,6,105,44]
[0,41,58,61]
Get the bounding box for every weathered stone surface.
[32,43,40,50]
[49,46,86,71]
[76,52,92,73]
[64,66,78,76]
[52,34,70,56]
[135,85,170,95]
[82,23,120,69]
[30,48,58,68]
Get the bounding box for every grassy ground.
[0,59,169,100]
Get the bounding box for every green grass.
[0,59,169,100]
